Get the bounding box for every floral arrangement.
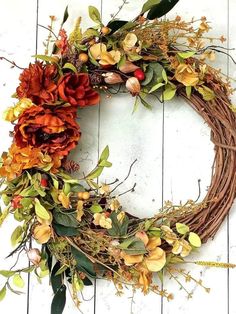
[1,0,236,313]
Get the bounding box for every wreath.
[0,0,236,312]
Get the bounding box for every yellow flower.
[117,211,126,223]
[99,50,121,66]
[76,200,84,222]
[121,233,166,272]
[161,225,178,244]
[110,198,121,211]
[123,33,138,51]
[89,43,107,59]
[175,63,199,86]
[172,239,192,257]
[99,184,110,195]
[3,98,34,122]
[58,191,70,209]
[93,213,112,229]
[89,43,121,66]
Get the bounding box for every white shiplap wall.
[0,0,236,313]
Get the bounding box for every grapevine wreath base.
[1,0,236,312]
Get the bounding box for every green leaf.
[51,262,64,294]
[141,66,154,86]
[147,0,179,19]
[162,86,177,101]
[176,223,189,235]
[11,226,23,247]
[141,0,161,14]
[120,237,147,255]
[90,204,103,213]
[99,146,109,162]
[177,51,195,59]
[98,160,112,167]
[108,211,129,237]
[140,97,152,110]
[63,63,77,73]
[88,6,102,24]
[107,20,128,34]
[0,270,16,278]
[188,232,202,248]
[62,6,69,25]
[71,247,96,278]
[197,86,215,101]
[32,55,59,63]
[148,227,161,237]
[86,167,104,180]
[53,210,79,228]
[162,69,168,83]
[51,284,66,314]
[0,286,6,302]
[34,198,50,220]
[132,96,139,113]
[149,82,165,93]
[13,274,25,288]
[186,86,192,99]
[55,265,68,276]
[53,223,80,236]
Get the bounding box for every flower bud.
[119,61,139,73]
[126,77,141,96]
[104,72,124,84]
[27,248,41,265]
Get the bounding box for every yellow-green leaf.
[99,146,109,162]
[162,86,176,101]
[176,223,189,235]
[34,198,50,220]
[13,274,25,288]
[88,6,101,24]
[141,0,161,14]
[63,63,77,73]
[0,270,15,278]
[188,232,202,248]
[11,226,23,247]
[90,204,103,213]
[197,85,215,101]
[177,51,195,59]
[0,286,6,302]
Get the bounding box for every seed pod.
[119,61,139,73]
[126,77,141,96]
[27,248,41,265]
[104,72,124,84]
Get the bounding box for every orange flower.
[55,29,69,55]
[58,73,100,107]
[0,143,62,180]
[14,105,80,157]
[16,62,58,105]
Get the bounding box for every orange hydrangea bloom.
[0,143,62,180]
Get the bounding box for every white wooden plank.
[163,0,229,313]
[0,1,38,313]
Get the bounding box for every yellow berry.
[78,53,89,63]
[101,26,110,35]
[77,192,84,199]
[82,191,90,200]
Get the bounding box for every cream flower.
[175,63,199,86]
[93,213,112,229]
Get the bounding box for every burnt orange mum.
[14,105,81,156]
[58,73,100,107]
[0,143,62,180]
[16,62,58,105]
